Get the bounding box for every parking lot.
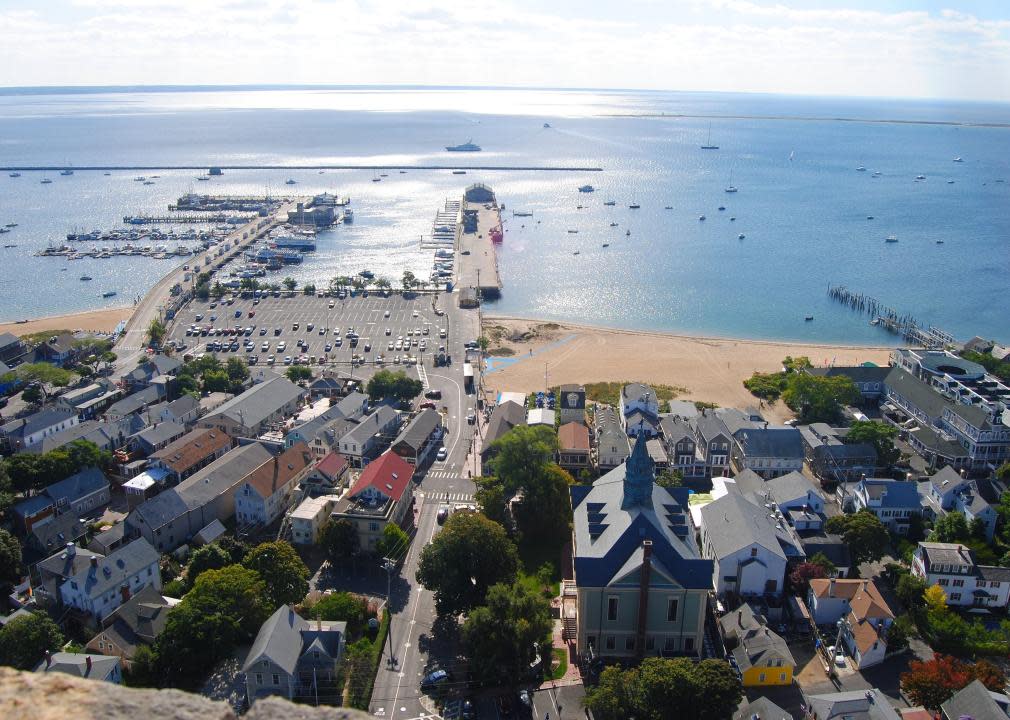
[168,291,455,372]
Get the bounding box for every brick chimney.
[44,650,52,668]
[636,540,653,659]
[90,555,99,570]
[65,542,76,558]
[85,656,92,672]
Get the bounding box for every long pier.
[124,214,250,224]
[3,164,603,172]
[826,284,955,348]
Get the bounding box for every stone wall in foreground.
[0,667,372,720]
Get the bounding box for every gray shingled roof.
[203,376,304,429]
[485,400,527,446]
[735,427,805,459]
[135,421,187,449]
[393,409,441,451]
[105,385,162,417]
[64,538,159,599]
[720,603,795,672]
[132,443,272,529]
[884,368,952,420]
[806,689,901,720]
[941,680,1009,720]
[700,492,788,560]
[736,470,822,507]
[38,545,103,579]
[243,605,345,675]
[694,409,731,443]
[44,466,108,505]
[35,652,120,679]
[341,405,400,448]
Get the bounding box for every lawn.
[548,648,568,681]
[581,381,688,407]
[517,539,562,599]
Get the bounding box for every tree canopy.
[375,522,410,560]
[243,541,310,609]
[306,591,370,637]
[782,372,860,423]
[824,510,890,566]
[901,653,1006,709]
[155,564,269,682]
[4,440,111,494]
[0,529,24,587]
[846,420,900,466]
[366,369,423,404]
[285,365,314,383]
[0,612,64,670]
[585,657,743,720]
[320,518,360,565]
[416,511,519,616]
[462,581,552,686]
[184,543,232,589]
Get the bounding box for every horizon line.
[0,82,1006,106]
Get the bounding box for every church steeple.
[622,434,655,509]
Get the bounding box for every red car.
[248,310,256,317]
[419,401,436,409]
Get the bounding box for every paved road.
[111,203,295,378]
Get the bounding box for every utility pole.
[383,557,396,666]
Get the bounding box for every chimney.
[86,656,92,672]
[90,555,99,569]
[45,650,52,668]
[636,540,653,659]
[65,542,76,557]
[829,578,835,596]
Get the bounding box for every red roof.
[349,451,413,502]
[315,451,348,479]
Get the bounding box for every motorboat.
[602,243,609,247]
[724,185,738,193]
[664,206,673,210]
[953,157,964,162]
[625,230,631,236]
[915,175,926,180]
[805,316,814,321]
[567,229,578,234]
[718,206,725,211]
[578,185,594,193]
[80,275,93,281]
[41,177,53,184]
[452,170,467,175]
[738,233,746,239]
[446,140,481,152]
[60,168,74,176]
[628,204,640,209]
[102,291,117,298]
[285,179,297,185]
[936,240,945,244]
[8,172,21,178]
[609,222,618,227]
[730,217,736,221]
[576,205,583,209]
[867,216,874,220]
[543,122,551,128]
[359,269,375,279]
[603,200,616,206]
[856,166,866,172]
[196,175,210,181]
[885,235,898,243]
[573,250,580,255]
[699,215,706,221]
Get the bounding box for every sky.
[2,0,1010,101]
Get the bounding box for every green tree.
[928,512,971,543]
[147,318,167,346]
[282,276,297,292]
[888,614,915,653]
[302,283,316,296]
[474,477,510,527]
[124,644,159,687]
[809,552,837,575]
[512,463,574,544]
[155,565,269,681]
[656,468,683,488]
[307,591,370,636]
[477,336,490,352]
[243,541,310,609]
[0,612,63,670]
[209,281,226,299]
[0,529,24,586]
[184,543,231,589]
[285,365,314,383]
[824,510,890,566]
[846,420,900,466]
[375,277,391,292]
[375,523,410,559]
[225,356,249,385]
[1,362,73,402]
[743,371,787,401]
[782,373,860,423]
[462,581,552,685]
[319,518,360,566]
[401,270,416,292]
[366,369,423,404]
[416,511,519,616]
[487,424,558,496]
[201,368,231,393]
[895,573,928,611]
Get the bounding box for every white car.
[385,327,391,335]
[384,310,391,318]
[436,446,448,461]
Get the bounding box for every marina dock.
[455,184,502,299]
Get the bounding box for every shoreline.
[480,316,895,422]
[0,306,134,337]
[482,314,898,351]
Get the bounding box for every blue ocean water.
[0,87,1007,343]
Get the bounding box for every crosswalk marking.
[419,491,473,504]
[424,470,458,480]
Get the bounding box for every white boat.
[953,157,964,163]
[603,200,616,206]
[724,171,737,193]
[915,175,926,180]
[698,215,706,221]
[40,177,52,184]
[342,209,354,223]
[885,235,898,243]
[9,172,21,178]
[446,140,481,152]
[285,179,297,185]
[856,166,866,172]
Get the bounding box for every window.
[667,598,678,622]
[664,637,676,651]
[952,579,964,587]
[272,674,279,685]
[256,673,263,685]
[684,637,694,652]
[646,636,655,651]
[759,673,766,683]
[750,547,758,557]
[605,636,616,650]
[369,522,379,532]
[607,597,619,621]
[950,593,961,601]
[587,635,596,649]
[625,637,635,651]
[938,578,950,586]
[780,673,787,682]
[765,579,778,593]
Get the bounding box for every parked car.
[424,389,442,400]
[436,505,451,525]
[436,446,448,461]
[420,668,450,692]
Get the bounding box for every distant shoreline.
[602,112,1010,129]
[482,314,898,351]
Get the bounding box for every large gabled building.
[570,435,713,659]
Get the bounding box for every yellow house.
[719,604,795,687]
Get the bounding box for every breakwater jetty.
[827,284,955,348]
[3,164,603,173]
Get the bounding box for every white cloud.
[1,0,1009,101]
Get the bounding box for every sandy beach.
[0,306,134,338]
[481,316,894,422]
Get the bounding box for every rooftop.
[150,427,233,474]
